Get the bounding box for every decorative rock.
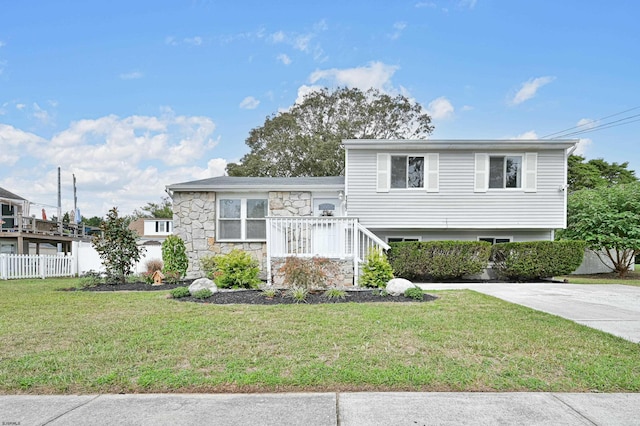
[189,278,218,295]
[386,278,416,296]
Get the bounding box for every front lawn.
[561,271,640,286]
[1,278,639,394]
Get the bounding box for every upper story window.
[489,156,522,189]
[377,153,439,193]
[475,153,537,193]
[391,156,424,188]
[218,198,267,241]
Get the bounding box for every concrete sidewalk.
[417,283,640,343]
[2,392,640,425]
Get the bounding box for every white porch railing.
[266,217,390,285]
[0,254,76,280]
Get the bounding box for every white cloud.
[239,96,260,110]
[119,71,143,80]
[32,102,53,125]
[576,118,597,129]
[509,76,556,106]
[308,61,400,93]
[0,112,221,216]
[461,105,474,111]
[0,40,5,48]
[458,0,477,9]
[277,53,291,65]
[184,36,203,46]
[514,130,539,139]
[16,103,25,110]
[389,22,407,40]
[415,2,437,8]
[165,36,178,46]
[574,138,592,156]
[267,21,328,61]
[427,96,455,120]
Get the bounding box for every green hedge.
[491,240,586,281]
[387,241,491,281]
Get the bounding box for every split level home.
[166,139,578,285]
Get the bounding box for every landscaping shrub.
[491,240,587,281]
[203,249,261,289]
[387,241,491,281]
[359,249,394,288]
[323,288,348,300]
[404,287,424,301]
[279,256,340,289]
[169,286,191,298]
[286,286,308,303]
[162,235,188,278]
[192,288,213,299]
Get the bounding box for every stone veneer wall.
[271,257,355,288]
[173,189,353,284]
[172,191,216,278]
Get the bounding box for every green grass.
[561,271,640,286]
[1,278,639,394]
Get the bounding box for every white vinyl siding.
[347,149,566,230]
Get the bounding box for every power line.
[541,105,640,139]
[547,114,640,139]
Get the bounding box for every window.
[218,198,267,241]
[478,237,511,245]
[377,153,439,193]
[489,156,522,188]
[155,221,171,233]
[387,237,420,243]
[391,156,424,188]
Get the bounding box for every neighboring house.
[167,139,577,284]
[0,186,89,254]
[128,218,173,246]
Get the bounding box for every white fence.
[0,254,76,280]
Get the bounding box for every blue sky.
[1,0,639,217]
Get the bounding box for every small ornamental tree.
[92,207,144,283]
[561,182,640,277]
[161,235,188,278]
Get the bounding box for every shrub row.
[388,241,491,281]
[387,240,586,281]
[491,240,586,281]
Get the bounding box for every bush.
[203,249,261,289]
[359,249,394,288]
[279,256,340,290]
[387,241,491,281]
[491,240,586,281]
[78,270,103,288]
[323,288,348,300]
[169,286,191,298]
[286,286,308,303]
[200,255,218,280]
[192,289,213,299]
[404,287,424,301]
[92,207,145,283]
[162,235,188,278]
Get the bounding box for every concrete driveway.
[417,283,640,343]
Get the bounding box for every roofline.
[167,183,345,192]
[342,139,578,150]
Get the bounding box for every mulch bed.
[76,282,437,304]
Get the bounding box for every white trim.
[425,153,439,193]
